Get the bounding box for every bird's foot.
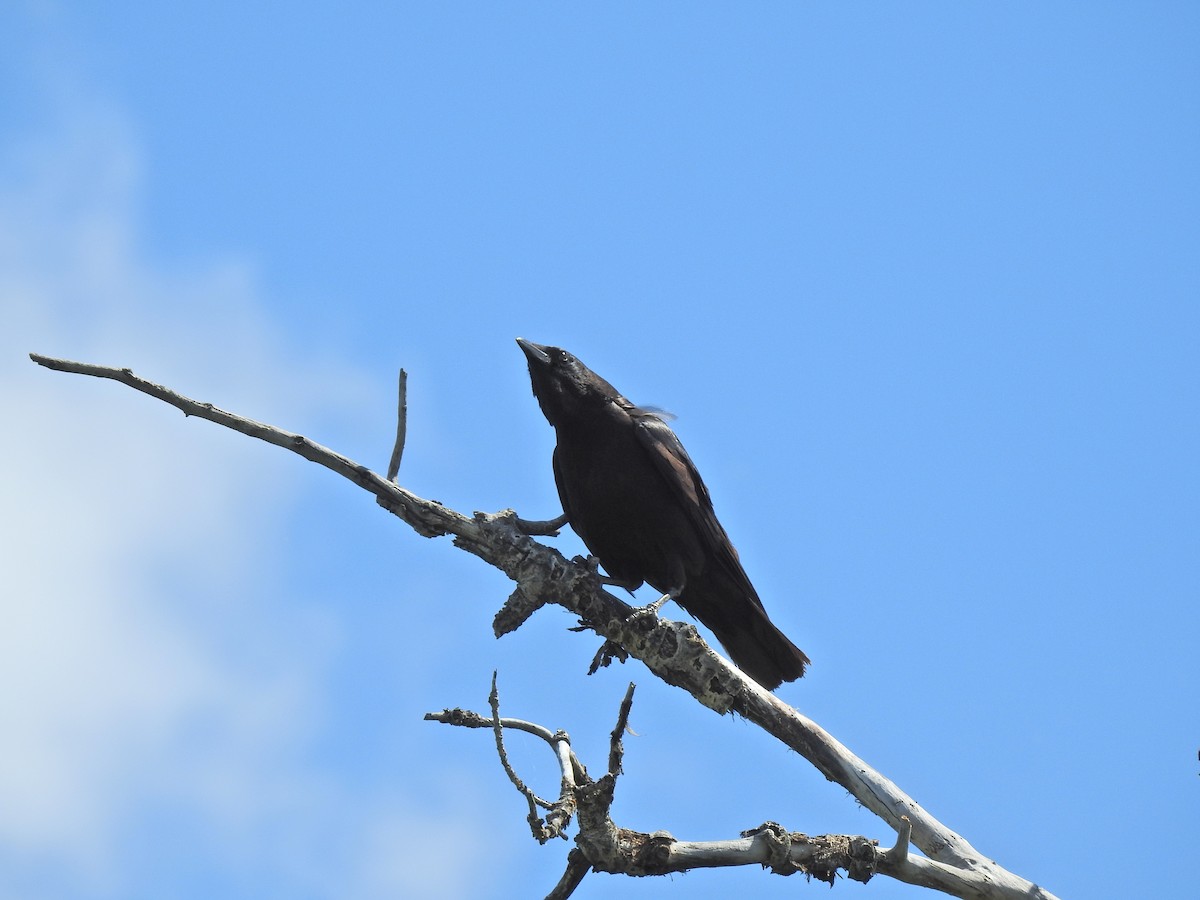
[601,574,642,592]
[625,589,678,628]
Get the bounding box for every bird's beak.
[516,338,551,365]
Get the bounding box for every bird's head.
[516,338,623,427]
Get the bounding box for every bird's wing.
[626,406,725,550]
[551,445,575,524]
[627,404,771,617]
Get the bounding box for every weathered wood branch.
[386,367,407,482]
[424,678,583,845]
[30,353,1059,900]
[432,687,877,898]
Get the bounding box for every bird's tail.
[681,568,809,690]
[713,605,809,690]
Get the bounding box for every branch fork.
[431,680,883,898]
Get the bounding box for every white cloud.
[0,72,391,898]
[0,13,526,896]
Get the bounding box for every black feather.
[517,338,809,689]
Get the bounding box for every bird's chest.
[552,418,699,587]
[554,423,651,517]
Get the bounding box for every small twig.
[607,683,636,777]
[492,584,547,637]
[28,354,464,540]
[424,707,556,739]
[516,512,570,536]
[429,678,582,844]
[543,732,579,839]
[386,368,407,482]
[489,672,554,812]
[884,815,912,864]
[545,848,591,900]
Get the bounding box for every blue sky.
[2,3,1197,899]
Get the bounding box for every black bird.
[517,338,809,689]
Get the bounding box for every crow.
[517,338,809,689]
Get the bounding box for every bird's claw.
[625,590,675,628]
[577,556,642,593]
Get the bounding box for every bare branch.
[886,815,913,864]
[424,707,556,740]
[516,512,569,536]
[443,694,880,888]
[427,679,580,844]
[545,848,590,900]
[386,367,407,482]
[33,354,1061,900]
[30,353,473,540]
[439,695,1056,900]
[488,672,554,830]
[492,584,546,637]
[607,682,636,777]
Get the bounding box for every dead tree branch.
[425,675,582,845]
[386,367,407,482]
[30,353,1060,900]
[433,685,880,898]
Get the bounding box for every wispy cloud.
[0,57,472,900]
